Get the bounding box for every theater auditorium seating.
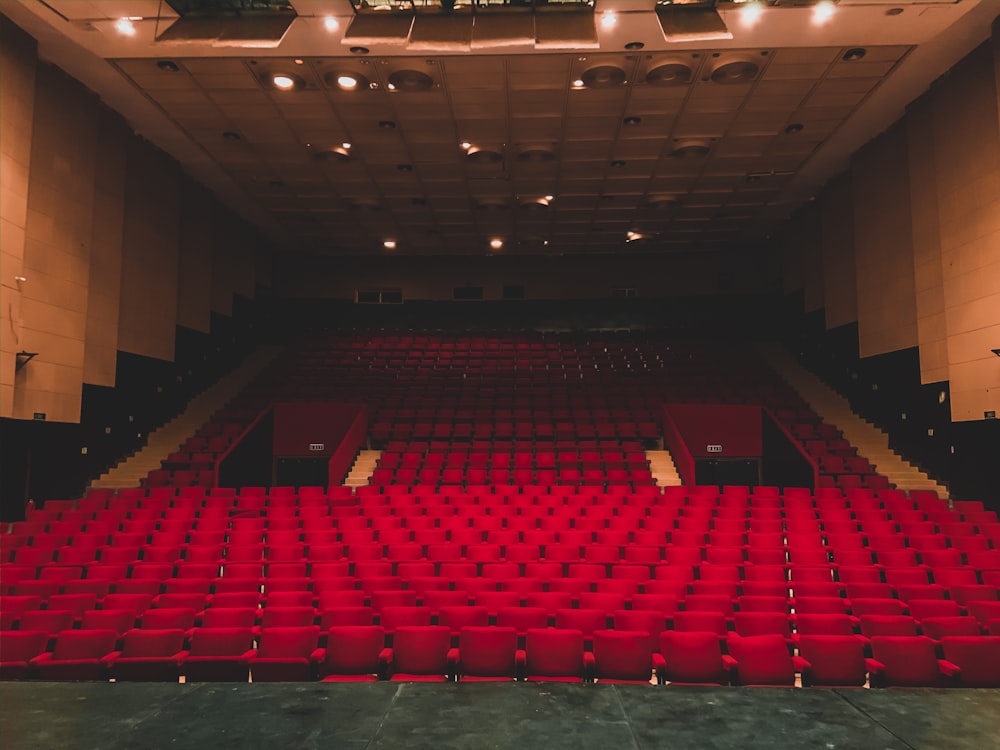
[2,333,997,687]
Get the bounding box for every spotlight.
[812,1,836,25]
[600,12,617,30]
[740,1,764,28]
[115,17,137,36]
[572,79,585,88]
[489,238,504,250]
[383,240,397,250]
[323,16,339,32]
[337,74,359,90]
[272,74,296,90]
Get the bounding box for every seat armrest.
[100,651,123,665]
[174,650,191,664]
[446,647,460,680]
[938,659,961,678]
[28,653,54,667]
[515,649,526,681]
[721,654,737,672]
[582,651,595,682]
[379,647,393,680]
[241,649,258,663]
[309,648,326,663]
[865,658,886,688]
[792,655,811,672]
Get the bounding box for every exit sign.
[707,444,723,453]
[309,443,325,451]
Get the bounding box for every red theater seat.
[385,626,452,681]
[31,629,118,681]
[451,626,518,682]
[180,628,255,682]
[523,628,590,683]
[247,626,321,682]
[103,628,186,682]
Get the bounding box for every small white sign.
[707,444,723,453]
[309,443,325,451]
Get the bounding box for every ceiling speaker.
[582,65,627,89]
[670,140,712,159]
[388,69,435,92]
[710,57,760,85]
[645,62,693,87]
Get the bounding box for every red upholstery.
[387,625,452,681]
[103,629,186,681]
[318,625,387,681]
[939,636,1000,687]
[592,630,661,684]
[727,634,797,686]
[452,626,518,681]
[0,630,50,680]
[867,636,956,687]
[796,635,868,687]
[180,627,255,682]
[31,629,118,680]
[248,626,321,682]
[658,631,734,685]
[523,628,590,682]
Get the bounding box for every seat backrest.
[592,630,653,681]
[120,628,186,658]
[0,630,49,662]
[392,626,452,675]
[524,628,585,678]
[188,627,254,657]
[796,635,867,686]
[51,629,118,660]
[870,636,944,687]
[201,607,258,629]
[939,636,1000,687]
[324,625,386,674]
[795,613,854,636]
[727,634,795,686]
[659,631,726,684]
[457,626,518,678]
[554,608,607,635]
[256,626,320,659]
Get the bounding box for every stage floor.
[2,682,998,750]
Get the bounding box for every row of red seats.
[3,625,998,687]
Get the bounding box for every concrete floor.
[2,682,999,750]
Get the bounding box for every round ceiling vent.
[645,62,693,87]
[670,140,712,159]
[388,69,434,92]
[581,65,627,89]
[476,197,509,212]
[710,57,760,85]
[517,145,556,163]
[465,146,503,164]
[645,194,681,210]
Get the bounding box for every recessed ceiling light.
[886,7,904,16]
[222,131,241,141]
[812,0,836,25]
[489,238,504,250]
[115,17,137,36]
[843,48,867,62]
[294,59,304,66]
[383,240,397,250]
[600,11,617,30]
[610,160,626,168]
[572,79,585,88]
[397,163,413,172]
[624,41,644,51]
[156,60,179,73]
[544,195,554,202]
[324,16,339,31]
[784,123,804,134]
[379,120,397,129]
[342,142,352,149]
[272,74,296,91]
[386,83,396,91]
[623,116,641,126]
[337,74,359,90]
[460,141,472,150]
[350,46,370,55]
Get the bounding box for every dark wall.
[787,308,998,507]
[666,404,763,459]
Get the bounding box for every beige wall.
[925,44,1000,421]
[84,108,129,387]
[13,65,99,423]
[0,19,37,418]
[852,124,919,359]
[819,174,857,330]
[118,138,182,361]
[1,17,270,423]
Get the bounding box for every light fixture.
[156,60,179,73]
[272,74,296,91]
[383,240,397,250]
[544,195,554,202]
[386,83,397,91]
[812,0,836,25]
[740,1,764,27]
[324,16,339,32]
[114,17,137,36]
[572,79,585,88]
[600,11,617,30]
[341,142,352,149]
[489,238,504,250]
[338,74,359,89]
[460,141,472,150]
[294,59,304,66]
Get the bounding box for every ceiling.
[3,0,998,257]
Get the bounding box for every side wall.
[0,16,270,423]
[782,39,1000,423]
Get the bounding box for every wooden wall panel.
[13,65,98,423]
[0,18,37,418]
[177,181,214,333]
[118,139,181,361]
[852,124,918,358]
[83,109,128,386]
[820,174,858,330]
[928,45,1000,421]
